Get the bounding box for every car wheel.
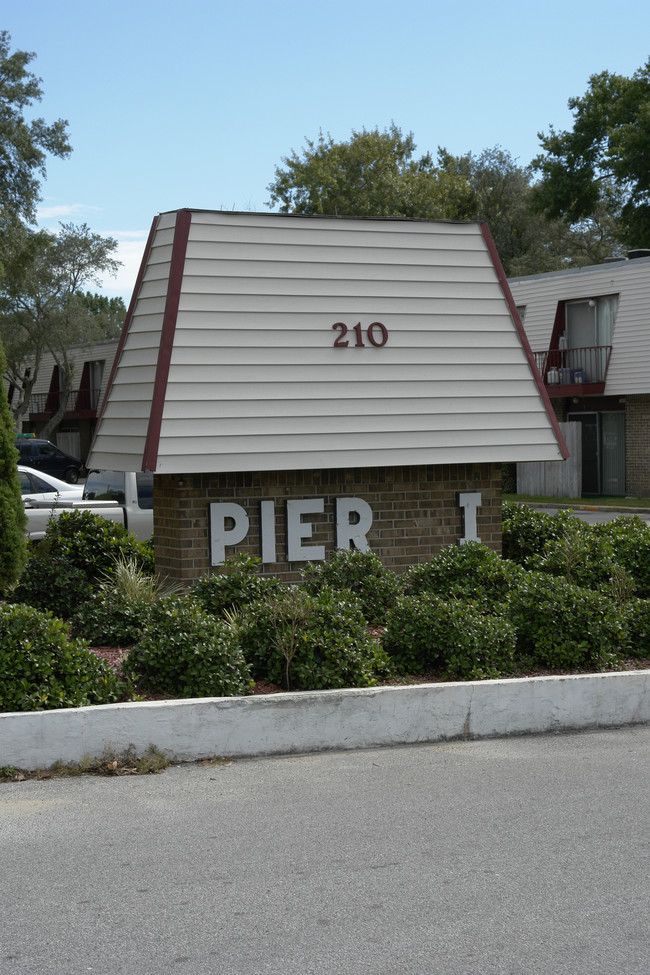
[65,468,79,484]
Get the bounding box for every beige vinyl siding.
[89,210,563,474]
[509,257,650,396]
[91,213,173,468]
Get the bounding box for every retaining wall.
[2,671,649,771]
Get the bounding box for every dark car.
[14,438,83,483]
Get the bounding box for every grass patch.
[504,493,650,509]
[0,747,234,782]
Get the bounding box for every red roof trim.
[90,214,161,460]
[479,223,570,461]
[142,209,192,472]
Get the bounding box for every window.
[563,295,617,382]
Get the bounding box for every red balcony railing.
[29,387,102,415]
[533,345,612,389]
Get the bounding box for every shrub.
[11,511,153,617]
[69,589,150,647]
[505,571,628,671]
[11,555,93,619]
[0,603,122,712]
[502,501,583,563]
[402,542,524,613]
[624,598,650,658]
[301,548,401,624]
[593,516,650,598]
[237,586,392,690]
[188,554,282,618]
[122,595,251,698]
[383,594,516,680]
[525,527,621,591]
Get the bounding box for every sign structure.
[210,492,482,566]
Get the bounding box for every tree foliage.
[0,223,120,434]
[0,340,27,591]
[267,126,622,276]
[0,30,71,226]
[267,124,465,219]
[531,59,650,249]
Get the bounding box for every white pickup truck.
[24,470,154,542]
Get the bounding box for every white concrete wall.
[1,671,648,770]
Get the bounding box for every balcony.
[29,387,102,418]
[533,345,612,397]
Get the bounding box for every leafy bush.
[237,586,392,690]
[300,548,401,624]
[0,603,122,712]
[402,542,525,612]
[624,598,650,658]
[188,554,282,618]
[593,516,650,598]
[69,589,150,647]
[122,595,251,698]
[11,556,93,619]
[502,501,583,563]
[383,593,516,680]
[525,527,621,591]
[11,511,154,617]
[505,571,628,671]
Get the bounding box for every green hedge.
[0,603,122,712]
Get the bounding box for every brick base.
[153,463,502,585]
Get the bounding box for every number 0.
[367,322,388,347]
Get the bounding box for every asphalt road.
[2,727,649,975]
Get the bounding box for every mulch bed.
[89,646,650,699]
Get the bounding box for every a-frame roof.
[88,209,567,474]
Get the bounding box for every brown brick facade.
[625,394,650,497]
[153,463,502,585]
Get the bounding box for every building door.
[567,411,625,496]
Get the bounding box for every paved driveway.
[2,727,649,974]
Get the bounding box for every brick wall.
[153,463,502,585]
[625,394,650,496]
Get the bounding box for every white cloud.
[96,231,149,302]
[36,203,102,221]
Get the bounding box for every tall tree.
[0,340,27,590]
[437,146,623,275]
[0,30,71,227]
[0,223,121,435]
[267,124,466,219]
[531,60,650,249]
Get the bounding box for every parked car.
[18,466,84,503]
[14,438,83,483]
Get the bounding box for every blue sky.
[5,1,650,300]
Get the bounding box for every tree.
[267,124,466,219]
[76,291,127,340]
[0,30,71,226]
[0,223,121,435]
[437,146,623,275]
[0,339,27,591]
[531,60,650,249]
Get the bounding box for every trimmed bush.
[383,593,516,680]
[122,595,251,698]
[0,603,122,712]
[525,528,621,591]
[402,541,525,613]
[300,548,400,624]
[188,554,282,618]
[593,516,650,598]
[12,511,154,617]
[624,598,650,658]
[237,586,392,690]
[505,571,628,671]
[502,501,583,563]
[69,588,150,647]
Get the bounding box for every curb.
[1,670,649,770]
